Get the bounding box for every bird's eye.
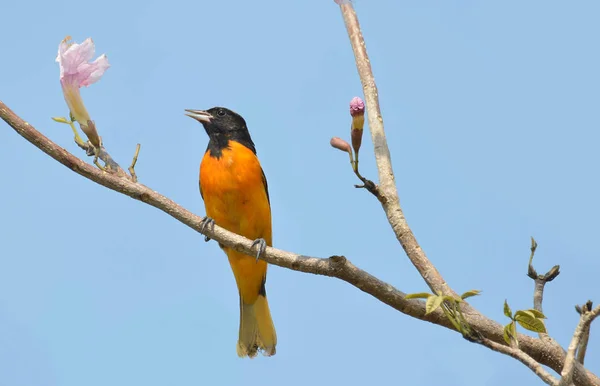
[217,109,226,117]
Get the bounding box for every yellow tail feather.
[237,295,277,358]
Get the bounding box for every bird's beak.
[185,109,213,123]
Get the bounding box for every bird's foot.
[200,216,215,242]
[251,238,267,262]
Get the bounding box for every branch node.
[527,265,538,279]
[329,255,347,265]
[575,300,593,315]
[352,175,385,203]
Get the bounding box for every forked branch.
[2,99,598,385]
[560,303,600,385]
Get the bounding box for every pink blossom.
[57,37,110,88]
[56,36,109,147]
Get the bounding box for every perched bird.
[185,107,277,358]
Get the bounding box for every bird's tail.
[237,294,277,358]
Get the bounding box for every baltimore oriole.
[185,107,277,358]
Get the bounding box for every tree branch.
[337,2,453,297]
[476,336,559,386]
[2,100,599,385]
[334,3,600,385]
[560,304,600,386]
[335,5,600,385]
[0,99,446,325]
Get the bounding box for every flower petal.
[62,38,96,75]
[79,54,110,87]
[349,96,365,116]
[56,37,73,78]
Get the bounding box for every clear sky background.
[1,1,599,385]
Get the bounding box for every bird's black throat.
[206,131,257,159]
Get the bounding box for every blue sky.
[1,1,599,385]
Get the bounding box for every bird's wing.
[261,168,270,205]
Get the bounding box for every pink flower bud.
[330,137,352,154]
[349,96,365,117]
[349,97,365,155]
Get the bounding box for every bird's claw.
[200,216,215,242]
[251,238,267,262]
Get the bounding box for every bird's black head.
[185,106,256,157]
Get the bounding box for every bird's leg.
[200,216,215,242]
[251,238,267,262]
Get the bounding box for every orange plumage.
[186,106,277,358]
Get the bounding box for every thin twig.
[338,0,453,297]
[352,165,383,201]
[526,237,560,338]
[128,143,141,182]
[576,324,591,366]
[476,336,559,386]
[575,301,593,365]
[559,304,600,385]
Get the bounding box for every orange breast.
[199,140,272,246]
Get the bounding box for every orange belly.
[199,140,272,303]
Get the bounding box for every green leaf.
[405,292,432,300]
[503,321,519,345]
[503,300,513,319]
[52,116,70,124]
[503,323,513,345]
[515,314,547,333]
[526,309,546,319]
[510,321,518,345]
[461,290,482,300]
[425,295,445,315]
[503,324,510,344]
[514,310,537,320]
